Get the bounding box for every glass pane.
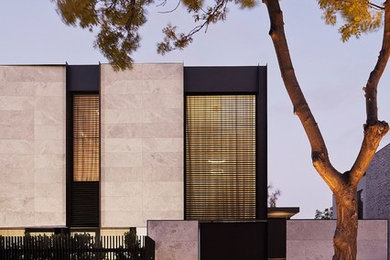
[185,95,256,220]
[73,95,100,182]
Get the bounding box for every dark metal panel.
[184,66,266,93]
[145,236,156,260]
[66,65,99,92]
[200,222,267,260]
[268,219,286,259]
[183,94,187,220]
[98,63,102,228]
[70,182,99,227]
[66,90,72,227]
[257,66,268,220]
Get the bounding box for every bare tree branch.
[263,0,344,193]
[364,0,390,126]
[369,2,385,10]
[349,1,390,186]
[158,0,181,14]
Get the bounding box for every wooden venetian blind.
[185,95,256,221]
[73,95,100,182]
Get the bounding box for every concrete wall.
[287,220,387,260]
[147,220,198,260]
[0,66,66,227]
[100,63,184,228]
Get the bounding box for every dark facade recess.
[184,66,262,93]
[268,219,287,259]
[184,66,267,221]
[200,222,267,260]
[66,65,100,228]
[66,65,100,92]
[70,182,99,227]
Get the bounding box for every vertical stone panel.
[147,220,198,260]
[0,66,66,227]
[101,63,184,228]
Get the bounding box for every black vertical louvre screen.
[73,95,100,182]
[185,95,256,220]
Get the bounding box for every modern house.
[0,63,387,260]
[0,63,274,259]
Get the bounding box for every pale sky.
[1,0,389,218]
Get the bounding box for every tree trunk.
[333,187,358,260]
[262,0,390,259]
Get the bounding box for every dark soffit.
[184,66,266,93]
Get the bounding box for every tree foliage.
[53,0,386,69]
[267,185,281,208]
[55,0,153,70]
[315,207,334,220]
[318,0,383,41]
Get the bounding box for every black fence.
[0,233,155,260]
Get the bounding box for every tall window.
[73,94,100,182]
[185,95,256,221]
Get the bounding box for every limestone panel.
[104,138,143,153]
[147,220,198,260]
[0,66,66,228]
[101,63,184,228]
[142,167,183,182]
[142,138,183,153]
[0,168,33,184]
[0,140,34,154]
[142,94,182,109]
[102,167,143,182]
[104,181,143,197]
[143,182,183,211]
[104,152,143,167]
[103,195,143,211]
[102,210,144,227]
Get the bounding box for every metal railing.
[0,234,155,260]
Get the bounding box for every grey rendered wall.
[365,143,390,259]
[287,220,387,260]
[147,220,198,260]
[100,63,184,228]
[0,66,66,227]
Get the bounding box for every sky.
[1,0,390,219]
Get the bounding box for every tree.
[52,0,390,259]
[267,184,281,208]
[315,207,334,220]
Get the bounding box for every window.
[185,95,256,220]
[358,190,363,219]
[73,94,100,182]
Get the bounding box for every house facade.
[0,63,267,232]
[1,64,388,260]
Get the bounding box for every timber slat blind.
[186,95,256,220]
[73,95,100,182]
